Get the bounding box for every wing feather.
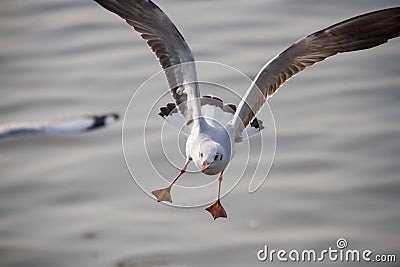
[94,0,201,122]
[231,7,400,137]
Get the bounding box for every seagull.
[93,0,400,219]
[0,113,119,139]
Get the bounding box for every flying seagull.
[93,0,399,219]
[0,113,119,139]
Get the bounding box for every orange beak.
[202,160,211,172]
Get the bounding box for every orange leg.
[205,171,227,220]
[151,160,190,203]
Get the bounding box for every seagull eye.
[220,155,223,160]
[214,155,218,161]
[200,152,203,158]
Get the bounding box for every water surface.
[1,0,399,266]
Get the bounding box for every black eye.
[214,155,218,160]
[220,155,223,160]
[200,152,203,158]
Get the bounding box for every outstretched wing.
[0,113,119,139]
[94,0,201,122]
[230,7,400,138]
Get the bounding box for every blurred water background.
[0,0,399,266]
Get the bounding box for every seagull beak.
[202,161,211,172]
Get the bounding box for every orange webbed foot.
[205,199,227,220]
[152,187,172,203]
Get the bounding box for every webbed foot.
[152,187,172,203]
[205,199,227,220]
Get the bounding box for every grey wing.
[94,0,201,122]
[231,7,400,138]
[0,113,119,139]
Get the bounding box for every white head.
[196,139,226,175]
[104,113,120,126]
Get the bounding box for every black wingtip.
[250,118,264,131]
[158,103,177,118]
[87,112,120,131]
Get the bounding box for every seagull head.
[197,139,225,174]
[104,113,120,125]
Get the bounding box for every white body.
[186,121,234,175]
